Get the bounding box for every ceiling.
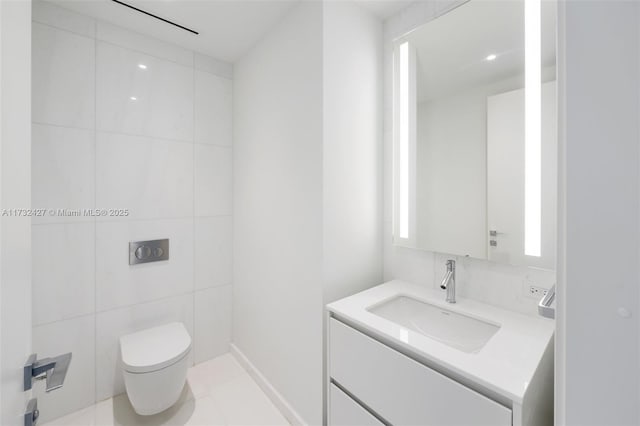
[47,0,413,63]
[47,0,300,62]
[354,0,414,19]
[405,0,556,102]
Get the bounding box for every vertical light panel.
[399,42,409,239]
[525,0,541,256]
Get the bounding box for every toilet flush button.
[135,246,151,260]
[617,307,632,319]
[129,239,169,265]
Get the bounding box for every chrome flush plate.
[129,239,169,265]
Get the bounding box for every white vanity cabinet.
[328,318,512,426]
[329,384,384,426]
[325,281,555,426]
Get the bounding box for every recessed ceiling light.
[486,54,497,61]
[130,96,137,101]
[138,64,147,69]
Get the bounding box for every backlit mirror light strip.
[525,0,542,257]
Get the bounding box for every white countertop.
[326,280,555,404]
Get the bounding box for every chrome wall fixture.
[23,352,72,392]
[538,284,556,319]
[23,352,73,424]
[24,399,38,426]
[129,239,170,265]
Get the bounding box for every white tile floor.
[44,354,291,426]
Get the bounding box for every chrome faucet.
[440,259,456,303]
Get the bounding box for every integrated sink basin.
[367,296,500,353]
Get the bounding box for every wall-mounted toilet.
[120,322,192,415]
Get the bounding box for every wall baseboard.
[230,343,306,426]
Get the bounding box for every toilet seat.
[120,322,191,374]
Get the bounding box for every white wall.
[383,0,555,317]
[322,1,383,308]
[30,2,233,422]
[233,2,324,424]
[0,1,32,424]
[557,1,640,424]
[234,2,382,424]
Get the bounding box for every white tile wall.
[95,133,194,220]
[31,2,233,422]
[96,42,194,142]
[95,219,195,311]
[195,145,232,216]
[32,223,95,326]
[32,22,95,128]
[195,70,233,146]
[96,21,194,67]
[194,285,232,363]
[32,124,95,224]
[195,216,233,289]
[32,0,95,38]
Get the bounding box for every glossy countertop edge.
[326,280,555,404]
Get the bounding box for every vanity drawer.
[329,318,511,426]
[330,384,384,426]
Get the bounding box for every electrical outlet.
[528,285,548,299]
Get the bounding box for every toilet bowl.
[120,322,191,415]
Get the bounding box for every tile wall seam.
[32,20,94,41]
[31,120,94,133]
[194,142,233,149]
[95,25,234,79]
[229,59,234,352]
[229,67,234,356]
[95,128,195,146]
[33,120,212,147]
[33,311,96,329]
[192,50,197,366]
[95,290,195,316]
[194,64,234,82]
[34,215,215,227]
[95,38,193,70]
[36,216,201,224]
[195,282,233,293]
[93,16,98,407]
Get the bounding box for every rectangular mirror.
[393,0,557,270]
